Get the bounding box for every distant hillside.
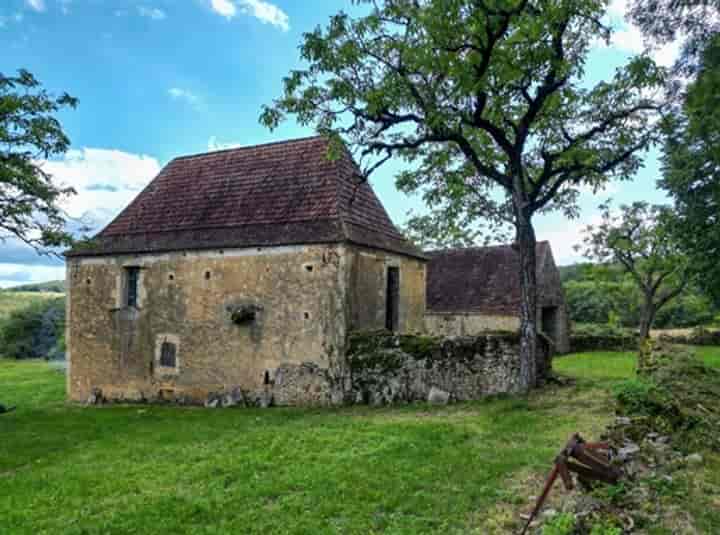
[4,280,66,293]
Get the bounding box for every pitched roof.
[67,136,423,259]
[425,242,559,315]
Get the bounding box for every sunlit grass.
[1,347,717,534]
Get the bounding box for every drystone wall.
[344,331,551,405]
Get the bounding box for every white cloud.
[0,264,65,288]
[210,0,236,19]
[138,6,167,21]
[168,87,202,109]
[209,0,289,31]
[0,148,162,287]
[41,148,161,224]
[26,0,45,12]
[239,0,289,31]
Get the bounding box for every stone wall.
[67,244,350,403]
[345,245,426,334]
[67,243,428,405]
[191,332,552,408]
[344,331,551,404]
[424,313,520,337]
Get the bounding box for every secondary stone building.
[424,243,570,353]
[65,136,427,405]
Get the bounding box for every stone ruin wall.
[198,331,552,408]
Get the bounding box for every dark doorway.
[541,306,558,342]
[385,266,400,331]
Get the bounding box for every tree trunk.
[638,296,656,342]
[515,209,538,393]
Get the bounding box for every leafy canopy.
[0,69,78,252]
[660,35,720,304]
[261,0,665,232]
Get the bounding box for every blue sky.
[0,0,680,286]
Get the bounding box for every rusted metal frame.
[519,434,621,535]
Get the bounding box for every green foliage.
[0,69,77,251]
[577,202,694,337]
[614,346,720,452]
[563,263,717,329]
[0,296,64,359]
[541,513,576,535]
[588,522,622,535]
[613,378,665,416]
[660,34,720,306]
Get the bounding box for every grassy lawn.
[1,348,718,534]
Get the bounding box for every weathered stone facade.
[66,244,426,405]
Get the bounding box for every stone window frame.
[154,334,181,376]
[117,264,146,310]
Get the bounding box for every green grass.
[1,348,718,534]
[0,291,64,321]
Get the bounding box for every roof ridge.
[171,135,327,162]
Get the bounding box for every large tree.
[659,35,720,304]
[577,202,692,341]
[261,0,664,391]
[629,0,720,304]
[0,69,78,253]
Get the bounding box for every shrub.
[613,346,720,452]
[541,513,576,535]
[0,297,65,359]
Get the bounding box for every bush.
[613,345,720,452]
[0,297,65,359]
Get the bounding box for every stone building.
[424,243,570,353]
[65,136,427,405]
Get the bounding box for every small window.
[125,267,140,307]
[159,342,177,368]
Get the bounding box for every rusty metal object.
[520,433,621,535]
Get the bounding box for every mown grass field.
[1,349,718,535]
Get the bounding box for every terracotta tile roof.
[67,136,423,259]
[425,242,561,315]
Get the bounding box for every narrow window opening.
[204,270,211,280]
[125,267,140,307]
[385,266,400,332]
[305,264,313,272]
[86,278,91,285]
[168,274,175,281]
[159,341,177,368]
[263,370,270,385]
[304,312,310,320]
